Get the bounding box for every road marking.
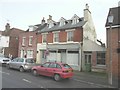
[0,71,10,75]
[22,79,31,83]
[73,78,115,88]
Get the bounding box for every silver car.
[6,58,36,72]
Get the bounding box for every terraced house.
[18,21,46,60]
[36,4,106,72]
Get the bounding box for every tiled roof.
[39,18,86,33]
[105,6,120,27]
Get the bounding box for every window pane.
[68,31,73,41]
[42,63,50,67]
[54,33,59,42]
[85,55,87,64]
[62,64,71,68]
[49,63,56,68]
[97,52,105,65]
[43,34,47,43]
[88,55,91,63]
[56,64,61,69]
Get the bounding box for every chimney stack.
[5,23,10,31]
[41,17,45,25]
[84,4,91,21]
[49,15,52,20]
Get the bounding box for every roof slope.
[105,6,120,27]
[39,17,86,33]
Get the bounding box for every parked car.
[6,57,37,72]
[31,62,74,81]
[0,54,11,65]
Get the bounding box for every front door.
[84,54,92,72]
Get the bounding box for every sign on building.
[0,35,9,47]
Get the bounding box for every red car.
[31,62,74,81]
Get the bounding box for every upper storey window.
[59,17,66,26]
[22,37,26,46]
[42,33,47,43]
[71,14,79,25]
[29,36,33,46]
[48,21,54,28]
[53,32,59,43]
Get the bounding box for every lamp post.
[108,14,114,85]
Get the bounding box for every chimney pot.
[49,15,52,20]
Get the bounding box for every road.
[0,66,110,89]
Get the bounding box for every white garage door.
[67,53,78,66]
[47,52,57,62]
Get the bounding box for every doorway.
[84,54,92,72]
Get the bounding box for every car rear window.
[25,59,34,63]
[62,64,71,69]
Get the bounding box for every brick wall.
[106,27,119,78]
[47,32,53,43]
[37,28,83,43]
[59,30,67,42]
[18,31,37,59]
[74,28,83,42]
[4,28,24,58]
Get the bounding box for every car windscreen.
[62,64,71,69]
[25,59,34,63]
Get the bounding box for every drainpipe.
[79,42,83,71]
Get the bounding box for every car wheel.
[19,67,24,72]
[33,70,38,76]
[54,74,61,81]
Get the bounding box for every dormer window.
[72,18,79,25]
[60,21,65,26]
[71,14,80,25]
[49,21,54,28]
[29,25,37,31]
[59,17,66,27]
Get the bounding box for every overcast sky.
[0,0,119,43]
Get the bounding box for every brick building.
[1,23,24,58]
[105,6,120,87]
[36,4,106,72]
[18,20,46,61]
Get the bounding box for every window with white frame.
[72,18,78,25]
[42,34,47,43]
[67,31,74,42]
[54,32,59,43]
[29,36,33,45]
[22,37,26,46]
[60,20,65,26]
[27,50,33,58]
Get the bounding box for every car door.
[37,62,50,76]
[16,58,24,69]
[47,63,57,76]
[10,58,18,68]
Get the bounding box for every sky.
[0,0,119,43]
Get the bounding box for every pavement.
[73,70,116,88]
